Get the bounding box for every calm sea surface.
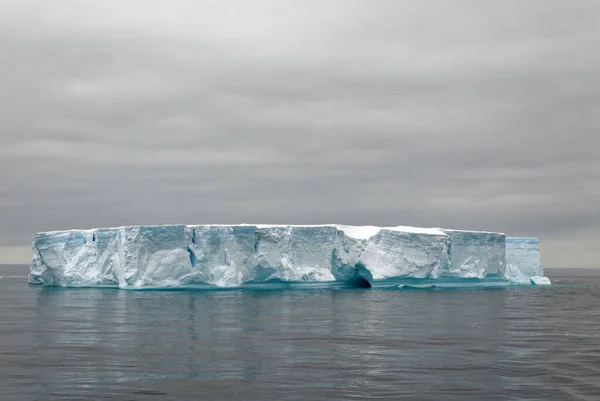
[1,265,599,401]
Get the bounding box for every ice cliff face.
[504,237,547,285]
[441,230,505,279]
[28,224,549,289]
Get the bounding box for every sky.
[1,1,599,267]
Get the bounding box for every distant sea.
[1,265,599,401]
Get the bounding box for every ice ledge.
[530,276,552,286]
[28,224,550,289]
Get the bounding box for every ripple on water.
[0,266,599,400]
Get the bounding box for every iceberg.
[28,224,550,289]
[504,237,549,285]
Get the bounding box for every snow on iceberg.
[28,224,550,289]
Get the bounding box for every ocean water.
[1,265,599,401]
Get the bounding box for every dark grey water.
[1,265,599,401]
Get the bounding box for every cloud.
[1,0,599,267]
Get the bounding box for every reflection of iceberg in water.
[28,224,550,289]
[31,288,131,394]
[31,288,264,393]
[28,285,523,398]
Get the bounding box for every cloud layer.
[1,1,599,266]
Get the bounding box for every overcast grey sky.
[1,0,599,267]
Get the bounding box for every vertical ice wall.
[505,237,548,284]
[358,229,449,280]
[441,230,506,279]
[28,224,548,288]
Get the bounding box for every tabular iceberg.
[28,224,550,289]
